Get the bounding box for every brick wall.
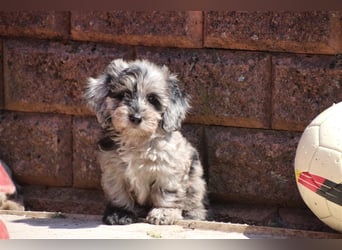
[0,11,341,227]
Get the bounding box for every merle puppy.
[85,59,207,225]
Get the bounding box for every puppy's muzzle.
[129,113,142,125]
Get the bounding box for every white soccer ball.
[295,102,342,233]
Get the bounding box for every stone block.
[206,126,303,206]
[3,39,134,115]
[209,203,277,225]
[0,11,69,39]
[137,47,271,129]
[73,116,102,189]
[278,207,337,232]
[205,11,341,54]
[71,11,203,48]
[272,54,342,131]
[0,111,72,186]
[0,40,3,109]
[22,186,106,215]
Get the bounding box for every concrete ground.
[0,210,341,239]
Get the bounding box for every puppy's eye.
[147,94,161,110]
[108,91,130,101]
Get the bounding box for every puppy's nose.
[129,113,142,124]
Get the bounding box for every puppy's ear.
[84,59,128,128]
[162,71,190,132]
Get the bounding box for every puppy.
[85,59,207,225]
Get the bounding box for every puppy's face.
[85,59,190,138]
[107,63,169,137]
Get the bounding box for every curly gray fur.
[85,59,207,225]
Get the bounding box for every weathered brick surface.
[0,40,3,109]
[1,11,339,219]
[206,126,303,206]
[278,207,336,232]
[71,11,203,48]
[205,11,342,54]
[209,203,277,226]
[210,203,334,232]
[22,186,106,215]
[137,47,271,129]
[0,11,69,39]
[73,116,102,189]
[272,54,342,131]
[0,111,72,186]
[3,39,134,115]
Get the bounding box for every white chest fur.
[120,133,190,206]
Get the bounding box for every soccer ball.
[295,102,342,233]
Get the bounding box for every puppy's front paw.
[103,205,137,225]
[146,208,182,225]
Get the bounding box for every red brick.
[209,203,277,225]
[206,126,303,206]
[3,39,134,115]
[0,11,69,39]
[73,116,102,189]
[137,47,271,129]
[0,112,72,186]
[22,186,105,215]
[210,203,332,232]
[0,40,3,110]
[272,54,342,131]
[205,11,341,54]
[71,11,203,48]
[279,207,337,232]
